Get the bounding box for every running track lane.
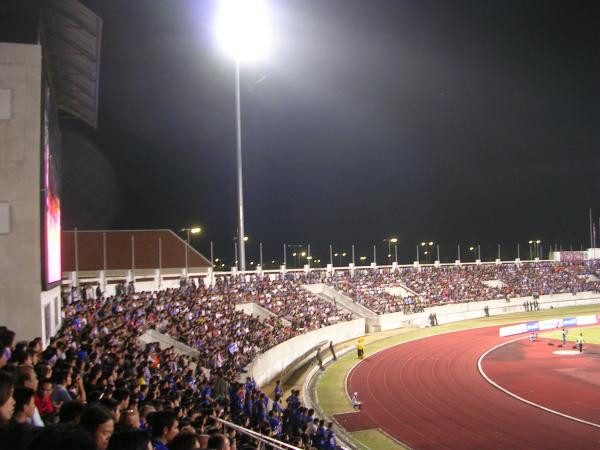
[346,326,600,449]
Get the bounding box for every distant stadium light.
[216,0,271,62]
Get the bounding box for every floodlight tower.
[216,0,270,271]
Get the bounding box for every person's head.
[198,434,210,449]
[12,386,35,419]
[113,388,130,410]
[56,369,72,387]
[100,397,121,423]
[106,429,151,450]
[139,404,155,423]
[207,433,230,450]
[80,405,115,450]
[28,423,96,450]
[119,408,141,430]
[169,431,201,450]
[59,400,86,424]
[0,371,15,422]
[37,378,54,399]
[150,410,179,443]
[16,364,38,390]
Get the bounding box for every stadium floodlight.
[215,0,271,271]
[216,0,271,62]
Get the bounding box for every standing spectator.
[316,348,323,370]
[273,379,283,403]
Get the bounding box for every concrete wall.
[0,43,46,343]
[248,318,365,387]
[138,329,200,359]
[235,302,278,322]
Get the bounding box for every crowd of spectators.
[0,274,348,450]
[323,261,600,314]
[211,274,353,331]
[6,260,598,449]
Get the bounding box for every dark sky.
[63,0,600,265]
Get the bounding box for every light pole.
[384,237,398,265]
[528,239,541,259]
[216,0,270,271]
[469,246,477,262]
[420,241,434,264]
[180,227,201,275]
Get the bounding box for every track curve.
[346,326,600,449]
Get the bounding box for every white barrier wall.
[248,318,365,387]
[377,291,600,331]
[235,302,278,322]
[305,283,377,318]
[139,329,200,359]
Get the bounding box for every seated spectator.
[34,378,55,423]
[80,405,115,450]
[150,410,179,450]
[52,370,73,405]
[11,386,36,424]
[207,433,230,450]
[169,431,202,450]
[0,371,15,423]
[118,408,141,430]
[107,429,151,450]
[27,423,96,450]
[59,400,86,424]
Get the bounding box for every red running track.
[342,326,600,449]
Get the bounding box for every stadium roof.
[41,0,102,128]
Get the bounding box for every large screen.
[41,79,62,288]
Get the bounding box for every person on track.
[351,392,362,410]
[561,328,568,347]
[356,338,365,359]
[577,333,585,353]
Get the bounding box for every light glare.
[216,0,270,62]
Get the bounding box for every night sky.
[62,0,600,266]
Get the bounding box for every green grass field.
[317,305,600,450]
[541,324,600,344]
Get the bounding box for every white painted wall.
[248,319,365,387]
[377,291,600,331]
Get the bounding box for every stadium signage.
[499,315,598,337]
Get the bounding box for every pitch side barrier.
[499,314,600,337]
[247,318,365,387]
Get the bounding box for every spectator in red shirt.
[34,379,55,420]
